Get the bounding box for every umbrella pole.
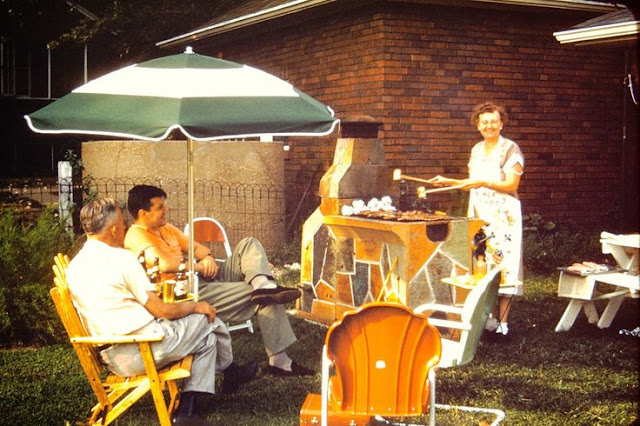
[187,138,198,300]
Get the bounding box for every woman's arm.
[427,175,466,187]
[428,162,522,194]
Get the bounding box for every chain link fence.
[1,171,455,251]
[1,172,323,253]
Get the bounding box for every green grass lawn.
[0,274,638,425]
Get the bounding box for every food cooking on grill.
[341,196,396,216]
[357,209,398,220]
[357,209,449,222]
[340,196,451,221]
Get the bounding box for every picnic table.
[555,232,640,332]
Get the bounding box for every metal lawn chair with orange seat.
[184,217,254,333]
[300,302,442,426]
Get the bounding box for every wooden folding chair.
[184,217,254,333]
[300,302,442,426]
[51,253,193,426]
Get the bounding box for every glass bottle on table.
[474,254,487,282]
[174,257,189,301]
[148,257,162,296]
[137,250,147,273]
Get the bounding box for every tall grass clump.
[0,206,73,347]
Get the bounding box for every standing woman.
[429,102,524,336]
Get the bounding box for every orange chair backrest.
[192,220,226,244]
[326,302,441,417]
[188,218,232,259]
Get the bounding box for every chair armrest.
[428,367,437,426]
[321,345,331,426]
[70,333,165,345]
[415,303,464,316]
[427,318,472,331]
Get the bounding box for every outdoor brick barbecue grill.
[295,118,484,325]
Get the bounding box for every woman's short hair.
[470,102,508,126]
[80,198,119,234]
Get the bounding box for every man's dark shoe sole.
[171,413,213,426]
[266,361,314,377]
[251,286,301,305]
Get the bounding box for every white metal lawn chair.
[184,217,253,333]
[415,269,505,425]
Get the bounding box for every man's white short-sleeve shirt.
[66,239,155,335]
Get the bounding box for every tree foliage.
[1,0,243,62]
[0,0,80,42]
[56,0,243,61]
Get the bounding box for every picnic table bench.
[555,232,639,332]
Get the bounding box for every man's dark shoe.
[250,286,301,305]
[221,360,258,394]
[172,391,213,426]
[266,361,314,377]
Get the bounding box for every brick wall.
[197,2,626,228]
[377,4,624,225]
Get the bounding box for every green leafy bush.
[523,213,604,274]
[0,206,73,347]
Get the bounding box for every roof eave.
[156,0,337,49]
[466,0,624,12]
[553,20,640,45]
[156,0,625,48]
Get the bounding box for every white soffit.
[554,20,639,45]
[553,8,638,45]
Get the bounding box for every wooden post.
[58,161,73,232]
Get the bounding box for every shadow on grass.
[0,275,637,425]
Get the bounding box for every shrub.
[0,206,73,347]
[523,213,604,274]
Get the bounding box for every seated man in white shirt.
[66,198,256,426]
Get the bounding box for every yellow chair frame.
[51,253,193,426]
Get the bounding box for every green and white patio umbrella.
[25,47,339,296]
[25,47,338,141]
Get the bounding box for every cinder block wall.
[197,2,624,227]
[81,140,286,252]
